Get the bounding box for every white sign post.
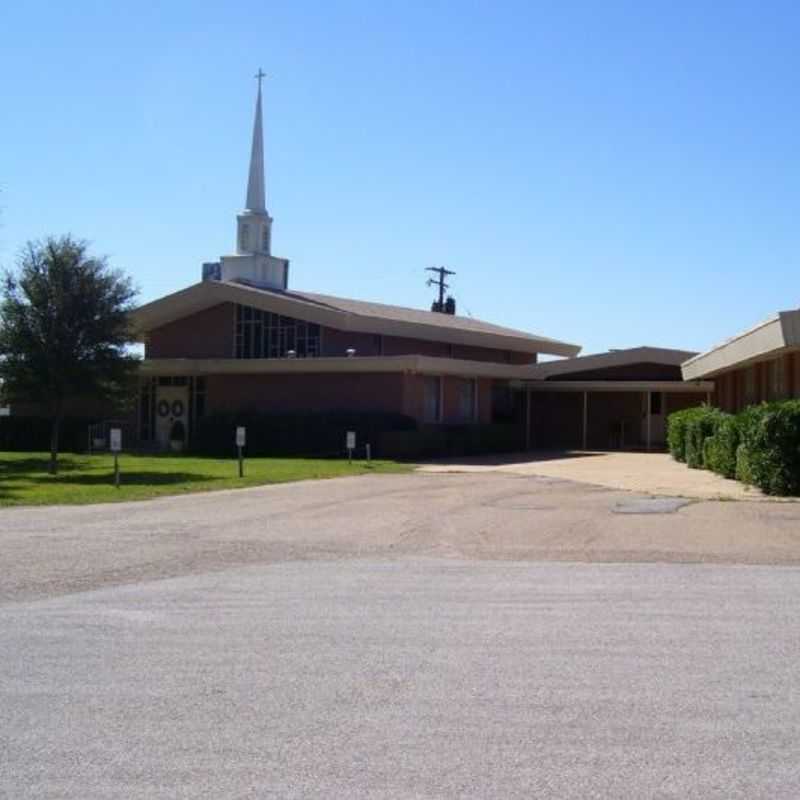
[236,426,246,477]
[110,428,122,488]
[346,431,356,464]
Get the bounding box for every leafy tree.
[0,236,139,473]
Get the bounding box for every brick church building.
[2,77,711,455]
[131,77,583,450]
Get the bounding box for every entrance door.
[642,392,666,447]
[155,385,190,450]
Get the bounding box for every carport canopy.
[510,379,715,451]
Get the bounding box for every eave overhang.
[511,379,714,393]
[140,355,539,380]
[681,310,800,380]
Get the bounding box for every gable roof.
[525,346,697,380]
[132,279,581,357]
[682,310,800,380]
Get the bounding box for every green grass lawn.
[0,451,413,507]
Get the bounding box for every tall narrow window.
[455,378,477,422]
[423,376,442,423]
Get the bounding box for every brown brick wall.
[320,328,381,357]
[145,303,535,364]
[398,374,493,423]
[147,303,235,359]
[205,372,408,416]
[665,393,704,415]
[707,352,800,413]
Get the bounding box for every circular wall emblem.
[171,400,185,418]
[157,400,170,417]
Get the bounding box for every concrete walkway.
[419,451,777,501]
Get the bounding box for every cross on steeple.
[255,68,266,90]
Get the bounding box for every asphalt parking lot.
[3,472,800,798]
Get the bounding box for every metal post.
[366,443,371,462]
[525,387,532,451]
[646,391,652,452]
[238,445,243,478]
[114,453,120,488]
[582,391,588,451]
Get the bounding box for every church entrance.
[155,384,190,451]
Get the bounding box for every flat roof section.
[513,380,713,393]
[528,346,697,380]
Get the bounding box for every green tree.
[0,236,139,473]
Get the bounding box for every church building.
[131,78,584,451]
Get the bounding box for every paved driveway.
[420,450,774,500]
[4,472,800,798]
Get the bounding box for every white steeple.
[245,71,266,214]
[236,70,272,257]
[211,70,289,290]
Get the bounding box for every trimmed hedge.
[668,399,800,496]
[666,405,722,469]
[685,406,725,469]
[738,401,800,496]
[703,415,739,479]
[379,424,524,460]
[667,407,703,462]
[735,442,753,485]
[190,411,416,458]
[0,416,97,452]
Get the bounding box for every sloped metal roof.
[133,279,581,357]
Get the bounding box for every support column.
[525,387,531,451]
[582,391,588,451]
[646,391,652,452]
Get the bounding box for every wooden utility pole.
[426,266,456,312]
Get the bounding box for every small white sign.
[236,426,246,447]
[0,406,10,417]
[110,428,122,453]
[346,431,356,450]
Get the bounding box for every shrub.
[190,410,417,458]
[702,435,717,472]
[670,399,800,496]
[703,414,739,478]
[684,406,724,469]
[379,423,524,460]
[0,416,98,452]
[667,408,699,462]
[737,400,800,496]
[735,443,753,485]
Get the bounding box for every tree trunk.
[49,414,62,475]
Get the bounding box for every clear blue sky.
[2,1,799,356]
